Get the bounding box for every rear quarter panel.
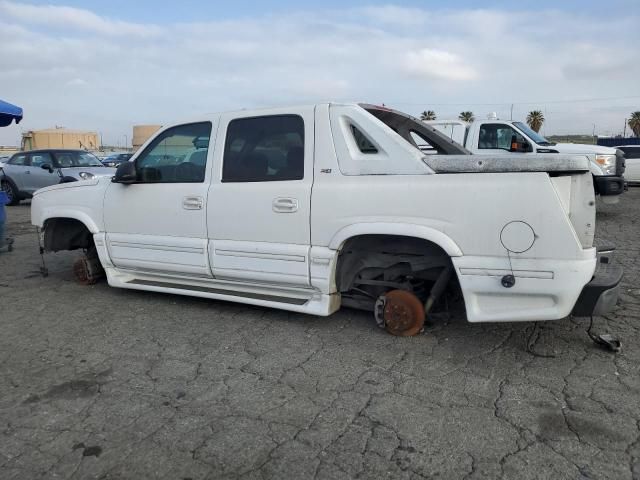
[312,171,586,261]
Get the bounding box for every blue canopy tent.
[0,98,22,251]
[0,99,23,127]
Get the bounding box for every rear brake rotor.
[382,290,425,337]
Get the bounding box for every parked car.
[101,153,133,167]
[426,117,626,204]
[615,145,640,184]
[31,103,621,335]
[1,149,116,205]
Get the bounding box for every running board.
[126,278,309,305]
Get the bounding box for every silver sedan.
[0,149,116,205]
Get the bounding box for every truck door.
[207,108,314,287]
[103,121,216,278]
[475,122,533,155]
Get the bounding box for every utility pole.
[510,103,514,121]
[623,118,627,138]
[592,124,596,145]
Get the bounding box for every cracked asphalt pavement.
[1,192,639,480]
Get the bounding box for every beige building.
[22,128,100,151]
[0,146,20,157]
[132,125,162,151]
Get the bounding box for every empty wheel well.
[43,218,93,252]
[335,234,457,311]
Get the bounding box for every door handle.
[25,170,31,174]
[182,196,203,210]
[273,197,298,213]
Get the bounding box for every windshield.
[56,151,104,168]
[512,122,554,146]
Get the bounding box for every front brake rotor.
[382,290,425,337]
[73,256,99,285]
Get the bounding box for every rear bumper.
[453,253,597,323]
[594,175,625,196]
[572,254,623,317]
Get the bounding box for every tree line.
[419,109,640,136]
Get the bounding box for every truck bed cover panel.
[424,155,590,174]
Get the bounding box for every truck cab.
[427,117,626,204]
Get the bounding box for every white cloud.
[66,78,87,87]
[0,0,161,37]
[0,2,638,146]
[402,48,478,81]
[359,5,429,26]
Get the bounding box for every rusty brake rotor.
[73,257,98,285]
[382,289,425,336]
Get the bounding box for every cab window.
[478,124,526,150]
[134,122,212,183]
[222,115,304,182]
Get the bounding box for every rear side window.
[222,115,304,182]
[350,125,378,154]
[621,147,640,159]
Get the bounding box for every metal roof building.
[21,128,99,151]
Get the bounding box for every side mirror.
[509,135,519,152]
[41,164,54,173]
[509,136,530,153]
[112,162,137,184]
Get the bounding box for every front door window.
[478,124,527,151]
[135,122,212,183]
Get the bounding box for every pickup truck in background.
[30,104,622,336]
[426,117,626,204]
[614,145,640,184]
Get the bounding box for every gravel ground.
[0,193,639,480]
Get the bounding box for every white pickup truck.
[426,117,626,204]
[31,104,622,336]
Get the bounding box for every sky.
[0,0,639,147]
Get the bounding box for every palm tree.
[629,112,640,137]
[420,110,437,121]
[458,111,474,122]
[526,110,545,133]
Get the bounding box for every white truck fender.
[36,208,100,234]
[329,223,463,257]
